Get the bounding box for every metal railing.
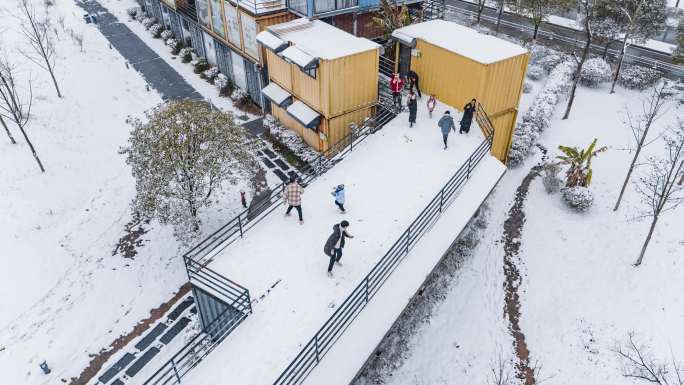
[439,2,684,78]
[237,0,287,15]
[475,102,495,140]
[273,134,494,385]
[313,0,358,14]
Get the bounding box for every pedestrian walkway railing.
[273,136,493,385]
[142,298,249,385]
[183,104,396,267]
[475,102,495,141]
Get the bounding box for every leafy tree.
[507,0,574,40]
[120,100,259,243]
[557,138,607,187]
[371,0,412,41]
[593,0,667,94]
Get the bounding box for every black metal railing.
[184,258,253,314]
[313,0,358,14]
[239,0,287,15]
[273,135,494,385]
[475,102,495,141]
[182,105,396,267]
[142,302,249,385]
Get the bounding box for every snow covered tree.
[593,0,667,94]
[562,0,596,120]
[0,55,45,173]
[18,0,61,98]
[493,0,505,35]
[614,81,671,211]
[120,100,260,243]
[634,121,684,266]
[1,113,15,144]
[613,333,684,385]
[507,0,574,40]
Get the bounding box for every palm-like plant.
[371,0,412,41]
[557,138,607,187]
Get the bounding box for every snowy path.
[182,99,493,385]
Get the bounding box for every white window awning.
[287,101,320,129]
[391,30,416,48]
[256,31,288,53]
[261,82,292,107]
[280,46,319,70]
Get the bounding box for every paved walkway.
[76,0,203,100]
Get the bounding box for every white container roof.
[393,20,528,64]
[280,46,318,69]
[262,82,292,107]
[287,100,320,128]
[256,30,288,53]
[268,18,379,60]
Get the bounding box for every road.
[441,0,684,79]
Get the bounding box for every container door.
[244,60,262,106]
[203,32,217,66]
[189,21,206,58]
[215,40,234,80]
[231,51,247,90]
[398,43,412,76]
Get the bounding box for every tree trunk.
[47,65,62,98]
[602,41,611,59]
[533,22,540,40]
[1,115,16,144]
[614,144,643,211]
[563,33,592,120]
[495,3,504,35]
[477,3,484,24]
[16,122,45,172]
[635,215,659,266]
[610,33,630,94]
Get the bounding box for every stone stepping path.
[98,353,136,383]
[160,317,191,345]
[134,323,167,351]
[125,347,160,378]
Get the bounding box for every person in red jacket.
[390,73,404,109]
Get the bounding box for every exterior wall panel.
[266,49,292,90]
[326,49,379,118]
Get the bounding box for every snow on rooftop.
[256,30,288,53]
[287,100,320,127]
[280,46,318,69]
[261,82,292,106]
[268,18,379,60]
[393,20,528,64]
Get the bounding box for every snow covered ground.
[0,1,253,384]
[376,74,684,384]
[182,99,494,385]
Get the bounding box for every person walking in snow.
[427,95,436,118]
[324,220,354,277]
[407,70,421,98]
[331,184,346,213]
[438,111,456,150]
[284,176,304,224]
[460,99,477,134]
[390,73,404,109]
[407,91,417,127]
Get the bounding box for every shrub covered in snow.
[149,23,163,38]
[179,47,194,63]
[161,30,174,40]
[234,89,252,108]
[192,57,209,74]
[580,57,612,87]
[526,64,545,81]
[618,65,663,90]
[541,162,562,194]
[561,186,594,211]
[135,10,147,22]
[508,60,576,167]
[142,17,156,29]
[201,67,219,83]
[522,81,533,94]
[166,38,181,54]
[126,7,140,19]
[214,74,235,97]
[264,116,321,166]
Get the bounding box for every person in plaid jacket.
[284,176,304,224]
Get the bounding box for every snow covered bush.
[135,11,147,23]
[192,56,209,74]
[618,65,663,90]
[142,17,156,29]
[541,162,562,194]
[149,24,163,38]
[160,30,174,40]
[233,89,252,108]
[201,66,219,83]
[508,60,576,167]
[179,47,194,63]
[522,81,533,94]
[264,116,320,166]
[120,100,260,243]
[166,38,181,54]
[580,57,612,87]
[526,64,545,81]
[214,74,235,97]
[561,186,594,211]
[126,7,140,19]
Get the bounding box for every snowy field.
[183,99,492,385]
[0,1,252,384]
[376,77,684,384]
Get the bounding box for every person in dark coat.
[407,70,421,98]
[438,111,456,150]
[407,91,417,127]
[460,99,477,134]
[323,220,354,277]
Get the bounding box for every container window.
[303,67,316,79]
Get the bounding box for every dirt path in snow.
[502,165,541,385]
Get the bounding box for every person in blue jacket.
[331,184,346,213]
[438,111,456,150]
